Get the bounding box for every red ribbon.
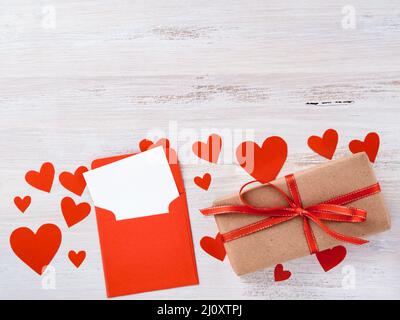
[200,174,381,254]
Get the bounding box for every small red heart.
[139,139,153,151]
[200,233,226,261]
[14,196,31,213]
[236,136,287,183]
[192,134,222,164]
[25,162,55,193]
[194,173,212,191]
[316,245,347,272]
[349,132,380,163]
[61,197,91,228]
[274,264,292,282]
[59,166,88,196]
[308,129,339,160]
[10,224,62,275]
[139,138,170,152]
[139,138,177,165]
[68,250,86,268]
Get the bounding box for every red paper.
[91,151,198,297]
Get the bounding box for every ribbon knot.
[201,174,381,254]
[295,207,306,216]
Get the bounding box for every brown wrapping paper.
[213,153,391,275]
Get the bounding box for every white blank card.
[83,147,179,221]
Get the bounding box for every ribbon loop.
[200,174,381,254]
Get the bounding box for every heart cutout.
[10,224,62,275]
[200,233,226,261]
[68,250,86,268]
[139,139,153,151]
[59,166,88,196]
[61,197,91,228]
[14,196,31,213]
[192,134,222,164]
[139,137,177,165]
[25,162,55,193]
[349,132,380,163]
[308,129,338,160]
[236,136,287,183]
[139,138,170,152]
[194,173,211,191]
[274,264,292,282]
[316,245,347,272]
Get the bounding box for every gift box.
[202,152,391,275]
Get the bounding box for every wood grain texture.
[0,0,399,299]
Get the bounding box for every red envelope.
[90,150,198,297]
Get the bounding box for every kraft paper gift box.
[209,152,391,276]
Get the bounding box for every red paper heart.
[10,224,62,275]
[308,129,338,160]
[236,136,287,183]
[194,173,212,191]
[139,138,170,152]
[25,162,55,193]
[316,245,347,272]
[192,134,222,164]
[61,197,91,228]
[274,264,292,282]
[200,233,226,261]
[349,132,380,163]
[139,139,153,151]
[14,196,31,213]
[59,166,88,196]
[68,250,86,268]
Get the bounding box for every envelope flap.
[91,147,184,194]
[84,147,181,220]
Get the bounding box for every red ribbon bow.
[200,174,381,254]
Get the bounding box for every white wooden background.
[0,0,399,299]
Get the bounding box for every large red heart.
[61,197,91,228]
[14,196,31,213]
[308,129,338,160]
[10,224,62,275]
[59,166,88,196]
[236,136,287,183]
[274,264,291,282]
[139,138,170,152]
[316,245,347,272]
[200,233,226,261]
[349,132,380,163]
[68,250,86,268]
[25,162,55,193]
[194,173,212,191]
[192,134,222,164]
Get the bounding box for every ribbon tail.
[200,205,264,216]
[222,216,296,242]
[302,217,319,254]
[307,214,369,246]
[307,204,367,222]
[324,183,381,206]
[200,206,297,217]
